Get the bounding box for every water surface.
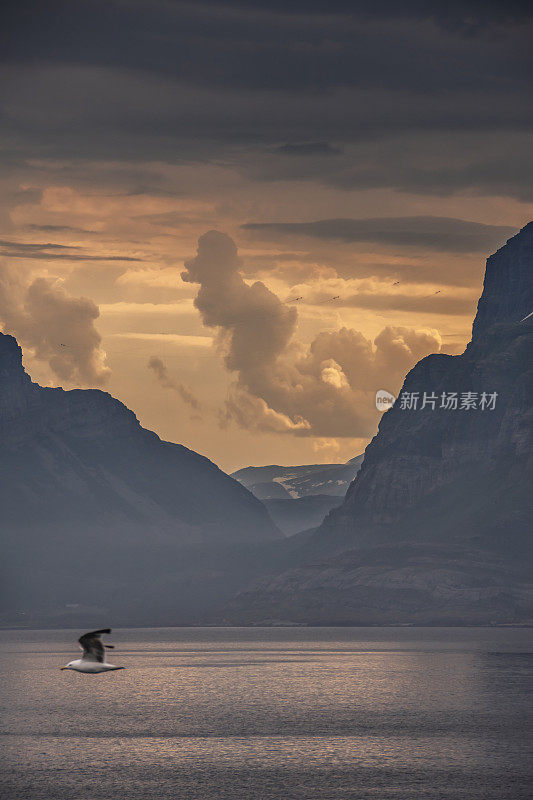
[1,627,531,799]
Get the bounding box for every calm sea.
[0,627,532,799]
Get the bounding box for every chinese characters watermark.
[398,391,498,411]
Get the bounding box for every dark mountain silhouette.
[228,223,533,625]
[0,335,281,625]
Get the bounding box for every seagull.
[61,628,124,673]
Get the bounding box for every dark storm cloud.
[1,1,532,199]
[2,1,531,92]
[273,143,343,156]
[2,64,531,200]
[242,217,517,253]
[250,134,533,200]
[208,1,532,21]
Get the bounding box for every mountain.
[262,495,344,537]
[232,457,363,500]
[0,333,281,625]
[232,456,363,535]
[228,223,533,625]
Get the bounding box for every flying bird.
[61,629,124,673]
[393,281,400,286]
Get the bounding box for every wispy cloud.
[148,355,202,411]
[0,240,143,262]
[243,217,517,253]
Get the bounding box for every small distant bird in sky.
[286,296,302,303]
[59,343,67,347]
[61,629,124,674]
[393,281,400,286]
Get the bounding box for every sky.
[0,0,532,472]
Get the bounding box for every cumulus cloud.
[0,261,110,386]
[182,231,443,437]
[148,356,202,412]
[220,392,310,433]
[181,230,298,372]
[320,359,350,389]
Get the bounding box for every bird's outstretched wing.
[78,629,112,663]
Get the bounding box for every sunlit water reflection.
[1,627,531,799]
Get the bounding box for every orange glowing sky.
[1,2,532,471]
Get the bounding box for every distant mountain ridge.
[232,455,363,500]
[232,456,363,535]
[228,223,533,625]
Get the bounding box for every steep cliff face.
[0,334,280,623]
[321,225,532,544]
[472,221,533,338]
[229,224,533,624]
[318,323,531,547]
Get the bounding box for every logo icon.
[375,389,396,412]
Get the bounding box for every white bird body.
[61,628,124,674]
[62,658,123,673]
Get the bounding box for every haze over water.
[1,627,532,800]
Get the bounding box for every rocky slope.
[0,334,281,624]
[228,223,533,624]
[262,495,344,537]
